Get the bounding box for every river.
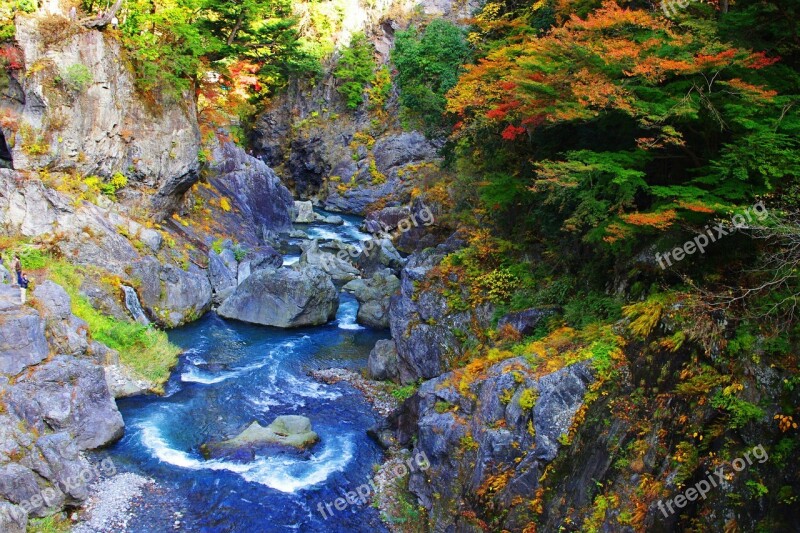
[97,214,393,532]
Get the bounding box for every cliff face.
[2,10,200,219]
[0,281,124,533]
[251,0,474,213]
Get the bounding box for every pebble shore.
[72,473,155,533]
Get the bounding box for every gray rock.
[0,464,40,509]
[11,18,200,219]
[368,339,399,381]
[292,200,316,223]
[405,360,593,531]
[206,143,294,237]
[208,250,237,306]
[203,415,319,460]
[11,355,125,450]
[246,246,284,273]
[32,281,91,355]
[134,260,212,327]
[0,501,26,532]
[218,266,339,328]
[364,206,410,234]
[322,214,344,225]
[139,228,163,252]
[342,270,400,328]
[356,238,406,275]
[299,240,360,283]
[388,236,492,383]
[0,305,48,376]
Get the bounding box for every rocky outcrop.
[133,259,212,327]
[388,236,493,383]
[497,307,559,337]
[323,132,440,214]
[403,359,593,532]
[217,266,339,327]
[3,14,200,219]
[368,339,399,381]
[299,239,360,283]
[0,171,212,327]
[342,269,400,328]
[203,143,294,243]
[202,416,319,460]
[0,282,124,527]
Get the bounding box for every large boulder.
[368,339,399,381]
[292,200,316,223]
[7,355,125,450]
[205,143,294,240]
[356,238,405,275]
[218,266,339,327]
[0,303,48,376]
[208,250,237,305]
[202,415,319,460]
[133,259,212,327]
[299,240,360,283]
[342,270,400,329]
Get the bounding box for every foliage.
[60,63,93,93]
[334,32,375,110]
[389,383,418,402]
[393,19,472,134]
[0,0,36,43]
[114,0,318,100]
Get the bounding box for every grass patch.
[27,513,71,533]
[48,260,180,390]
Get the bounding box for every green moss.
[26,513,71,533]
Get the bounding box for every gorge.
[1,0,799,532]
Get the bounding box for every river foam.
[139,421,354,493]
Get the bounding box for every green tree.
[334,32,375,110]
[393,19,471,134]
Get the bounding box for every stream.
[97,214,393,532]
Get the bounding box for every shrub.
[334,32,375,109]
[61,63,93,93]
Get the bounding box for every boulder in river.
[342,270,400,329]
[292,200,316,223]
[202,415,319,460]
[217,266,339,327]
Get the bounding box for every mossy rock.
[202,415,320,460]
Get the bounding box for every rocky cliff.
[2,8,200,219]
[0,282,124,533]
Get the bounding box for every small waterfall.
[122,285,150,325]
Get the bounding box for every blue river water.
[98,214,395,532]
